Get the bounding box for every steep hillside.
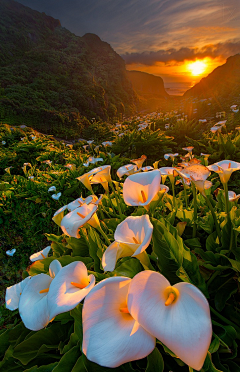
[0,0,138,135]
[127,70,169,111]
[183,54,240,100]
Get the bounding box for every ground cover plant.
[1,109,240,372]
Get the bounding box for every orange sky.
[126,56,225,83]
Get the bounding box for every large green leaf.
[13,323,70,365]
[52,345,81,372]
[146,347,164,372]
[113,258,143,278]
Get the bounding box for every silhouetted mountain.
[183,54,240,100]
[0,0,138,135]
[127,70,169,111]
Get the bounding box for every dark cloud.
[121,41,240,65]
[16,0,240,55]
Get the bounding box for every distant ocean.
[164,82,194,96]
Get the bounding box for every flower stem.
[96,225,111,246]
[191,183,197,238]
[109,180,124,218]
[223,182,230,217]
[171,180,175,209]
[204,195,222,243]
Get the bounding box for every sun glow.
[187,60,207,76]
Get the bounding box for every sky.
[17,0,240,88]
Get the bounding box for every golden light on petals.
[120,306,130,314]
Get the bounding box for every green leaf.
[52,345,81,372]
[66,236,89,257]
[87,227,103,272]
[113,258,143,278]
[146,347,164,372]
[23,362,58,371]
[214,282,237,311]
[13,323,70,365]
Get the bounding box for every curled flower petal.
[49,260,62,278]
[128,271,212,371]
[30,246,51,262]
[61,203,99,238]
[117,164,138,179]
[6,248,16,256]
[48,261,95,320]
[5,276,31,311]
[19,273,52,330]
[82,276,155,368]
[123,170,161,208]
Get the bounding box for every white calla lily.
[228,191,240,202]
[5,276,31,311]
[123,170,161,209]
[61,203,99,238]
[128,271,212,371]
[82,276,155,368]
[52,195,99,226]
[48,261,95,320]
[117,164,138,179]
[19,273,53,331]
[30,246,51,262]
[208,160,240,184]
[131,155,147,169]
[102,215,153,271]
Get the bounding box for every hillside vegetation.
[0,0,138,137]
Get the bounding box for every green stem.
[171,180,175,209]
[192,184,197,238]
[109,180,124,218]
[223,182,230,217]
[182,178,188,208]
[204,195,222,243]
[97,225,111,246]
[207,270,219,287]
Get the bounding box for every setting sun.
[187,60,207,76]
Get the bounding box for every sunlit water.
[164,82,194,96]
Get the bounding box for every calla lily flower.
[77,166,111,191]
[117,164,138,179]
[48,186,56,192]
[102,215,153,271]
[158,167,179,184]
[6,248,16,256]
[82,276,155,368]
[2,140,6,145]
[83,157,103,167]
[48,261,95,320]
[52,195,100,226]
[61,203,99,238]
[102,141,112,147]
[131,155,147,169]
[141,166,154,172]
[207,160,240,184]
[30,246,51,262]
[182,146,194,155]
[176,164,210,182]
[164,153,178,161]
[128,271,212,371]
[52,192,61,200]
[43,160,52,165]
[228,191,240,202]
[123,170,161,209]
[19,260,62,331]
[89,165,111,191]
[5,276,31,311]
[210,126,222,134]
[65,163,76,171]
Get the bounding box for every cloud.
[16,0,240,55]
[121,41,240,65]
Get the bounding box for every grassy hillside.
[0,0,138,137]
